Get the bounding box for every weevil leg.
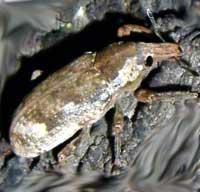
[135,89,198,103]
[117,24,152,37]
[111,103,125,173]
[58,132,83,165]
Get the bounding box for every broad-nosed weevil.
[10,24,183,160]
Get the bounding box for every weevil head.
[130,42,181,83]
[136,42,181,69]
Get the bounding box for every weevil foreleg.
[117,24,152,37]
[135,89,198,103]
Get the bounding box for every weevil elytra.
[10,37,180,158]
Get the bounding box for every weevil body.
[10,42,180,157]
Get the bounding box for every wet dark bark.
[1,0,200,191]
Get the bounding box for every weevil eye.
[145,55,153,67]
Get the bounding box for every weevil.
[10,35,181,158]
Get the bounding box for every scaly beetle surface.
[10,41,180,157]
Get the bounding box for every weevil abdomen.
[10,42,180,157]
[10,55,113,157]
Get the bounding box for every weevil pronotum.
[10,25,182,158]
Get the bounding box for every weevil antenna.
[146,8,166,42]
[177,59,200,76]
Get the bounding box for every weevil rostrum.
[10,27,181,158]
